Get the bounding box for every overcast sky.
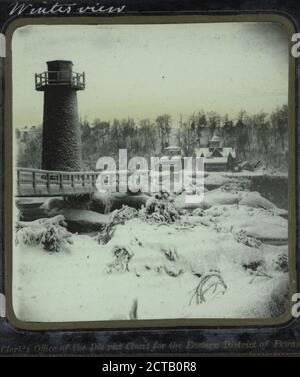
[12,22,289,128]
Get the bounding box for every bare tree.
[156,114,172,151]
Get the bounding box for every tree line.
[16,104,288,170]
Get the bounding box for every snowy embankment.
[13,196,289,322]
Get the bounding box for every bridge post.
[71,174,74,190]
[35,60,85,172]
[59,173,63,190]
[32,170,36,194]
[46,172,50,194]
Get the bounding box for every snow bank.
[175,188,287,217]
[13,214,289,322]
[204,173,237,189]
[202,205,288,243]
[91,192,150,212]
[58,209,110,232]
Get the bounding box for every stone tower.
[35,60,85,171]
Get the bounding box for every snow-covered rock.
[58,209,110,232]
[175,188,287,217]
[13,216,289,322]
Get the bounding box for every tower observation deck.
[35,60,85,91]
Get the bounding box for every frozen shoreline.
[13,203,289,322]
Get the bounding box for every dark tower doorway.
[35,60,85,171]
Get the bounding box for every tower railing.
[35,71,85,90]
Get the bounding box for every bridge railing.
[16,167,190,197]
[16,168,99,197]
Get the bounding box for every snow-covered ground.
[13,203,289,322]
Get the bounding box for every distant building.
[157,146,183,169]
[163,146,183,158]
[195,135,236,171]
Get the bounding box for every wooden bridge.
[16,168,99,197]
[16,167,192,198]
[16,167,152,197]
